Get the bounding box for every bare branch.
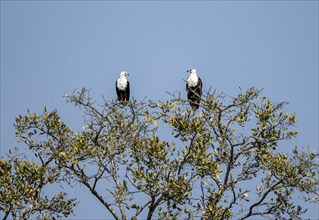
[240,180,283,220]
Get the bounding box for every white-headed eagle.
[116,71,130,103]
[186,68,202,110]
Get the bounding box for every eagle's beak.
[187,69,191,73]
[126,72,129,76]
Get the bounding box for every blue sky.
[1,1,318,219]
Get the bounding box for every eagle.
[186,68,203,110]
[116,71,130,103]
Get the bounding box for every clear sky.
[1,1,318,219]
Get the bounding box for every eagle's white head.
[187,68,197,75]
[120,71,129,78]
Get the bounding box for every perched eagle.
[116,71,130,103]
[186,68,202,110]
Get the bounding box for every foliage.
[1,87,318,220]
[0,156,76,219]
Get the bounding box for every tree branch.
[223,138,235,186]
[240,180,283,220]
[147,195,164,220]
[72,165,120,220]
[110,157,127,220]
[2,206,11,220]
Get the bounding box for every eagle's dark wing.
[126,81,130,101]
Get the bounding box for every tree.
[1,87,318,220]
